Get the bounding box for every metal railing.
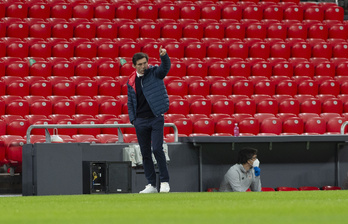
[26,123,178,144]
[340,121,348,135]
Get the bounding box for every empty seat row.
[4,36,348,60]
[167,94,348,117]
[0,112,136,136]
[2,110,346,138]
[166,57,348,78]
[165,111,348,136]
[0,76,124,97]
[0,95,128,117]
[0,56,123,77]
[2,17,348,41]
[165,76,348,98]
[3,54,348,80]
[0,0,343,22]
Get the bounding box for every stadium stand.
[0,0,346,186]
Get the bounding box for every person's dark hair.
[237,147,258,164]
[132,52,149,65]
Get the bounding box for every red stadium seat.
[300,98,321,114]
[50,3,73,20]
[192,118,214,135]
[6,79,29,97]
[282,117,304,134]
[249,41,270,59]
[137,3,158,21]
[96,134,118,143]
[225,23,245,40]
[201,4,221,20]
[6,119,30,136]
[250,61,272,78]
[1,135,25,169]
[166,79,188,97]
[304,5,324,21]
[210,80,233,96]
[234,98,256,115]
[189,99,212,116]
[298,186,320,191]
[215,117,236,135]
[180,4,201,20]
[322,185,341,190]
[238,117,259,135]
[202,22,224,39]
[158,4,180,20]
[304,117,326,134]
[256,99,278,115]
[290,41,311,59]
[308,23,328,40]
[74,61,98,78]
[228,42,248,59]
[297,80,318,96]
[269,42,291,59]
[77,118,101,136]
[94,4,115,20]
[221,5,242,20]
[29,99,53,117]
[168,99,189,115]
[276,187,298,191]
[6,2,28,18]
[277,96,300,114]
[72,134,100,143]
[211,98,234,115]
[259,117,282,135]
[51,41,74,58]
[184,41,206,59]
[243,5,263,21]
[326,117,346,133]
[115,2,136,20]
[230,61,250,77]
[253,112,275,124]
[6,40,29,58]
[328,23,348,39]
[72,3,94,19]
[323,5,344,21]
[117,22,140,40]
[98,98,122,115]
[263,5,283,21]
[266,23,287,40]
[101,118,124,135]
[283,5,303,21]
[276,80,297,96]
[233,80,254,97]
[173,118,193,136]
[52,99,75,116]
[322,98,343,114]
[95,22,117,39]
[74,42,97,58]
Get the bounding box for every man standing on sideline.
[127,46,171,193]
[219,147,261,192]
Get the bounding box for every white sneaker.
[160,182,170,193]
[139,184,158,194]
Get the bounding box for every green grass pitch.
[1,191,348,224]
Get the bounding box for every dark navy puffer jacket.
[127,54,171,123]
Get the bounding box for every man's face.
[133,58,148,75]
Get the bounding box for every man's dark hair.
[237,147,258,164]
[132,52,149,65]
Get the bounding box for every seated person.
[219,147,261,192]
